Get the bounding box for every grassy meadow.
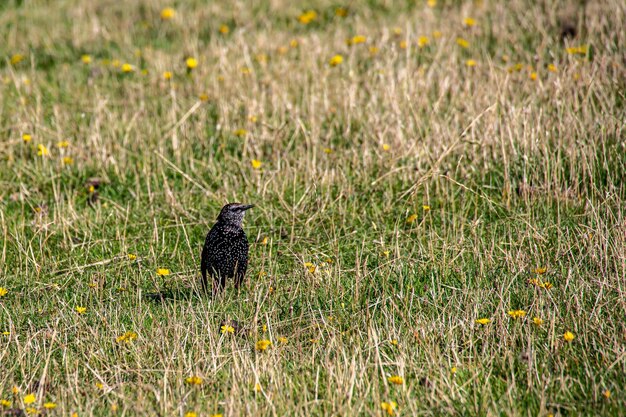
[1,0,625,415]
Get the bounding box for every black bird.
[201,203,254,293]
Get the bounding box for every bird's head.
[217,203,254,226]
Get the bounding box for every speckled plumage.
[201,203,253,293]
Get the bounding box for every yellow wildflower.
[121,63,134,73]
[116,331,138,343]
[329,55,344,67]
[427,0,437,7]
[304,262,316,273]
[127,253,137,261]
[75,306,87,314]
[23,394,36,405]
[456,37,470,48]
[382,143,391,151]
[323,147,333,154]
[0,399,11,407]
[566,45,588,55]
[563,331,575,342]
[160,7,175,20]
[348,35,366,45]
[199,93,209,101]
[186,58,198,69]
[163,71,173,80]
[43,402,57,409]
[603,390,611,399]
[475,318,491,325]
[398,40,407,49]
[261,236,269,245]
[184,413,197,417]
[298,10,317,24]
[548,64,558,73]
[432,30,442,38]
[417,36,430,47]
[25,408,37,415]
[185,376,203,385]
[387,375,404,385]
[88,185,95,194]
[507,310,526,319]
[256,339,272,351]
[423,205,431,211]
[381,401,397,415]
[529,71,538,80]
[465,59,477,67]
[335,7,348,17]
[251,159,262,169]
[406,214,418,224]
[221,325,234,334]
[156,268,170,276]
[57,140,70,148]
[37,144,49,156]
[392,27,403,36]
[81,55,91,64]
[95,383,104,389]
[0,287,8,297]
[383,250,390,258]
[10,54,24,65]
[390,339,398,346]
[111,59,121,68]
[278,336,288,344]
[451,366,457,374]
[541,281,553,289]
[534,267,547,274]
[254,383,262,392]
[234,128,247,137]
[369,46,379,55]
[532,317,543,326]
[210,414,223,417]
[290,39,299,48]
[463,17,476,27]
[22,134,32,142]
[62,156,74,165]
[11,387,19,394]
[219,24,230,34]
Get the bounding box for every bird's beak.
[240,204,255,211]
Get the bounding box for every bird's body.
[201,203,253,293]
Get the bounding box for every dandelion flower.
[221,325,234,334]
[116,331,138,343]
[548,64,558,73]
[25,407,37,415]
[532,317,543,326]
[81,55,92,64]
[254,383,262,392]
[199,93,209,101]
[289,39,299,48]
[382,143,391,151]
[398,40,408,49]
[62,156,74,165]
[298,10,317,24]
[329,55,344,67]
[184,413,197,417]
[219,24,230,34]
[383,250,390,257]
[23,394,36,405]
[185,376,203,385]
[390,339,398,346]
[160,7,175,20]
[541,281,553,289]
[417,36,430,47]
[186,58,198,70]
[11,54,24,65]
[156,268,170,276]
[465,59,477,67]
[75,306,87,314]
[423,205,431,211]
[406,214,418,224]
[256,339,272,351]
[563,331,575,342]
[534,267,547,274]
[12,387,19,394]
[37,144,49,156]
[335,7,348,17]
[451,366,457,374]
[304,262,316,273]
[432,30,442,38]
[603,390,611,399]
[127,253,137,261]
[43,402,57,409]
[210,414,223,417]
[369,46,379,55]
[57,140,70,148]
[251,159,262,169]
[0,399,12,407]
[456,37,470,48]
[22,134,32,142]
[475,318,491,325]
[507,310,526,319]
[278,336,288,344]
[348,35,366,45]
[388,375,404,385]
[463,17,476,27]
[381,401,398,416]
[0,287,8,297]
[427,0,437,7]
[121,63,134,73]
[163,71,173,80]
[323,147,333,154]
[233,129,247,137]
[566,45,588,55]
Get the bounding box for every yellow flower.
[219,24,230,34]
[427,0,437,7]
[262,324,267,332]
[37,144,49,156]
[290,39,299,48]
[261,236,269,245]
[184,413,197,417]
[121,63,134,73]
[156,268,170,276]
[392,27,403,36]
[163,71,173,80]
[463,17,477,27]
[81,55,91,64]
[603,390,611,399]
[432,30,442,38]
[127,253,137,261]
[23,394,36,405]
[116,331,138,343]
[22,134,32,142]
[465,59,477,67]
[406,214,418,224]
[278,336,288,344]
[475,318,491,325]
[11,53,25,65]
[335,7,348,17]
[304,262,316,273]
[254,383,262,392]
[75,306,87,314]
[111,59,121,68]
[233,128,247,137]
[390,339,398,346]
[323,147,333,154]
[563,331,575,342]
[541,281,553,290]
[11,386,19,394]
[381,401,398,415]
[532,317,544,326]
[221,325,234,334]
[0,287,7,297]
[88,185,95,194]
[398,40,407,49]
[382,143,391,151]
[256,339,272,351]
[507,310,526,319]
[348,35,366,45]
[57,140,70,148]
[25,407,37,415]
[185,57,198,70]
[211,414,223,417]
[160,7,176,20]
[451,366,457,374]
[387,375,404,385]
[2,331,9,335]
[199,93,209,102]
[329,55,344,67]
[456,37,470,48]
[383,250,390,258]
[369,46,379,55]
[95,382,104,389]
[417,36,430,47]
[43,402,57,409]
[423,205,431,211]
[251,159,262,169]
[0,399,11,407]
[298,10,317,24]
[185,376,203,385]
[548,64,558,73]
[566,45,588,55]
[534,267,547,274]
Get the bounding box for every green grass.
[1,0,625,415]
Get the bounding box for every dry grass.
[0,0,625,416]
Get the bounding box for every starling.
[201,203,254,293]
